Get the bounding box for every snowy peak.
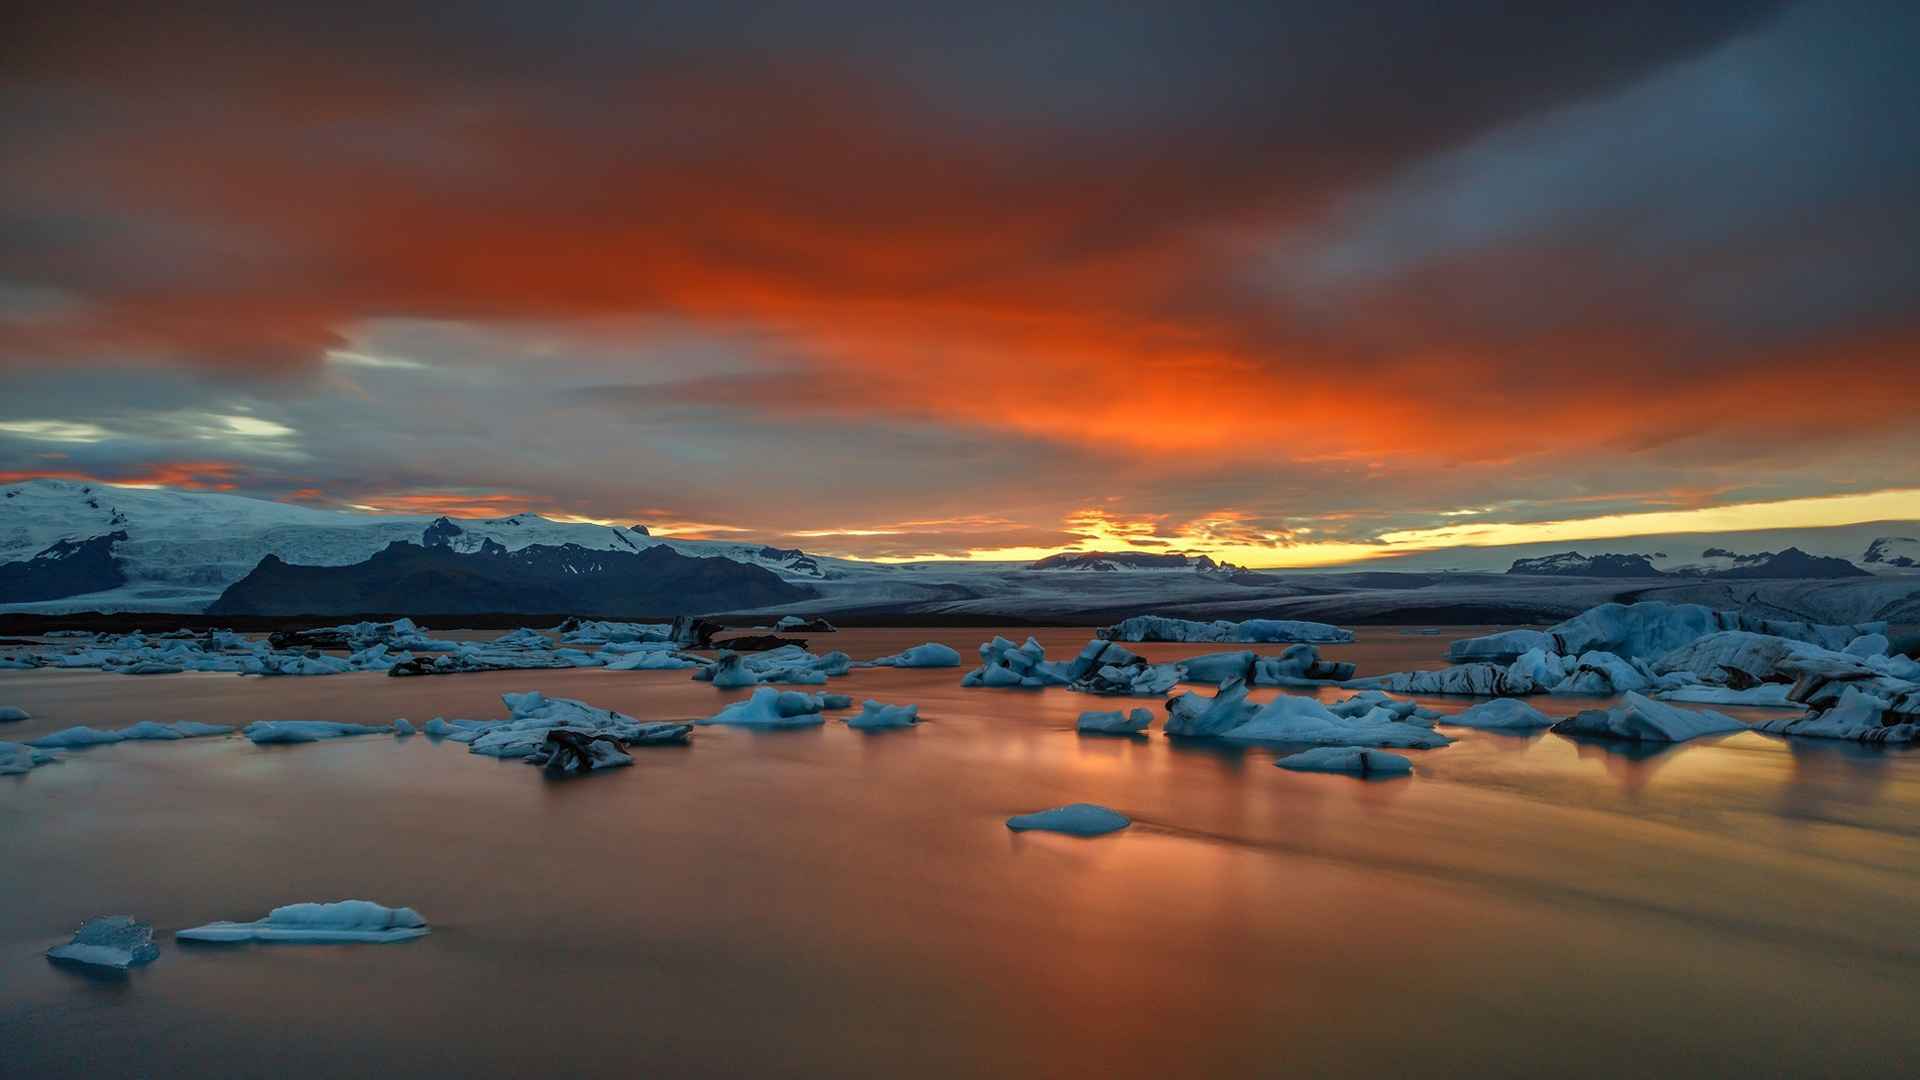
[1507,552,1665,577]
[1863,537,1920,569]
[1027,551,1221,573]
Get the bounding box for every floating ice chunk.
[848,700,920,730]
[709,653,760,689]
[1449,602,1882,663]
[701,687,828,728]
[526,729,632,773]
[1077,708,1153,734]
[819,694,853,711]
[1843,633,1891,659]
[1164,677,1256,737]
[1099,615,1352,644]
[1658,684,1799,707]
[1551,692,1744,743]
[243,720,389,744]
[1223,694,1453,748]
[46,916,160,970]
[962,635,1074,689]
[1444,698,1555,729]
[1353,663,1523,696]
[1005,803,1130,836]
[422,717,453,737]
[0,706,28,722]
[1276,747,1413,775]
[601,649,701,671]
[1753,686,1920,744]
[177,900,428,944]
[694,645,848,686]
[862,643,962,668]
[0,741,58,774]
[1326,691,1441,724]
[1547,651,1652,695]
[29,726,130,748]
[492,628,552,649]
[392,718,416,736]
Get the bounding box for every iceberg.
[388,645,578,677]
[525,729,632,773]
[423,717,454,737]
[1164,678,1257,737]
[1077,708,1153,734]
[692,645,849,687]
[1221,694,1453,749]
[701,687,830,728]
[1353,663,1523,696]
[1326,691,1442,724]
[1551,692,1744,743]
[861,642,962,668]
[29,721,233,748]
[848,700,920,730]
[243,720,389,744]
[961,636,1074,689]
[492,627,552,649]
[1443,698,1554,729]
[451,692,688,758]
[1448,602,1883,663]
[1657,684,1798,707]
[554,619,673,646]
[0,706,27,722]
[0,741,57,774]
[1005,803,1131,836]
[1547,651,1654,695]
[177,900,428,944]
[46,916,160,970]
[392,718,416,736]
[1753,686,1920,744]
[1275,747,1414,776]
[1098,615,1352,644]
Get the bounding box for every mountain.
[1507,552,1666,577]
[1679,546,1869,579]
[207,541,814,616]
[1029,552,1218,572]
[1864,537,1920,569]
[0,530,128,602]
[0,478,851,611]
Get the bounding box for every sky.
[3,1,1918,566]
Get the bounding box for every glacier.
[1098,615,1353,644]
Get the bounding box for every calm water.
[3,627,1918,1078]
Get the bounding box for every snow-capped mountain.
[1864,536,1920,569]
[0,479,860,612]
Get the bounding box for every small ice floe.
[388,646,577,677]
[1164,677,1256,737]
[1098,615,1353,644]
[1551,692,1744,743]
[860,642,962,668]
[177,900,428,944]
[1443,698,1555,729]
[1753,686,1920,744]
[1446,602,1880,663]
[1275,747,1413,776]
[423,717,454,737]
[46,916,160,970]
[775,615,837,633]
[847,700,919,730]
[392,718,416,736]
[0,706,28,722]
[29,721,233,747]
[555,619,673,646]
[701,687,832,728]
[1063,639,1184,697]
[0,741,58,774]
[1005,803,1130,836]
[243,720,389,744]
[526,729,632,773]
[1077,708,1153,734]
